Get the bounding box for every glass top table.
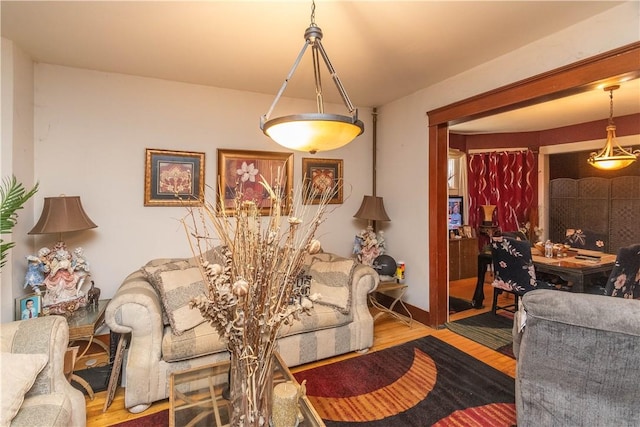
[169,352,325,427]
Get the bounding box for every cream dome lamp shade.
[588,85,639,170]
[260,1,364,154]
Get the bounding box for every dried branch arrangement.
[182,169,340,426]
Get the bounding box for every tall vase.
[229,351,274,426]
[481,205,496,225]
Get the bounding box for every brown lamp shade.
[29,196,97,235]
[353,195,391,222]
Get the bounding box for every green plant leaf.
[0,176,39,269]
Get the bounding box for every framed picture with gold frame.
[144,149,205,207]
[302,158,343,205]
[217,149,293,215]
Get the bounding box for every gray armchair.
[0,315,86,427]
[514,289,640,426]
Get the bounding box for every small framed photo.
[16,294,41,321]
[302,158,343,205]
[217,149,293,215]
[462,225,473,239]
[144,149,205,207]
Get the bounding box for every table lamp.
[353,195,391,266]
[28,196,97,314]
[29,195,97,239]
[353,195,390,231]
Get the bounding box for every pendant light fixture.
[588,85,639,170]
[260,0,364,154]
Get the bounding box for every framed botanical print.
[144,149,205,206]
[302,158,343,204]
[217,149,293,215]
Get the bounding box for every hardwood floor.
[85,274,516,426]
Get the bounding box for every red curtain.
[467,150,537,233]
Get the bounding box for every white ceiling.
[451,78,640,134]
[2,1,638,133]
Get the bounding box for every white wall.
[31,65,374,300]
[3,2,639,320]
[1,39,37,323]
[377,1,640,310]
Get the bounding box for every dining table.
[531,248,617,293]
[471,247,617,308]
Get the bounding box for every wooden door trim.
[426,42,640,328]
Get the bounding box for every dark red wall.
[450,113,640,179]
[450,113,639,153]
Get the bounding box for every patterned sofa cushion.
[307,257,356,314]
[0,352,48,426]
[143,262,207,335]
[157,249,356,361]
[161,323,227,362]
[10,394,72,427]
[161,303,353,362]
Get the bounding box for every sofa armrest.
[351,263,379,305]
[515,289,640,426]
[105,269,165,410]
[0,316,86,427]
[521,289,640,336]
[105,269,164,340]
[350,263,379,323]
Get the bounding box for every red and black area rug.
[110,336,515,426]
[293,335,515,426]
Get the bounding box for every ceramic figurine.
[24,254,46,293]
[87,280,101,309]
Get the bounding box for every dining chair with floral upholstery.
[604,243,640,299]
[564,228,607,252]
[490,235,555,315]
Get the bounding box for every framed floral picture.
[16,294,41,321]
[217,149,293,215]
[302,158,343,204]
[144,149,205,206]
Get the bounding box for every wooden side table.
[369,281,413,327]
[64,299,110,399]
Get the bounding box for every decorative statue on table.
[353,227,386,266]
[24,242,91,315]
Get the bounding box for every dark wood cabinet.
[449,237,478,281]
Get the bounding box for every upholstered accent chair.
[0,316,86,427]
[514,289,640,426]
[490,236,554,314]
[604,243,640,299]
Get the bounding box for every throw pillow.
[0,352,48,426]
[307,257,356,314]
[144,264,208,335]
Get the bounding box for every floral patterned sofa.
[105,251,378,413]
